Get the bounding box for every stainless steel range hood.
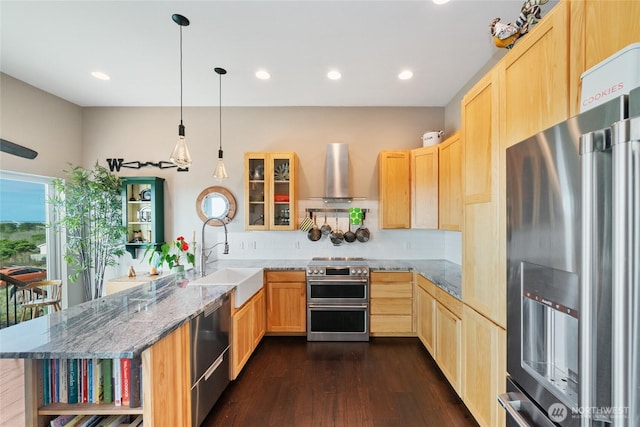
[318,143,364,203]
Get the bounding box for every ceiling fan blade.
[0,138,38,159]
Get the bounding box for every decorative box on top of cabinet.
[122,177,165,258]
[244,152,297,231]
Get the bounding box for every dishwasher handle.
[204,352,225,381]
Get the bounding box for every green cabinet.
[122,177,165,258]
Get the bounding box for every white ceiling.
[0,0,555,107]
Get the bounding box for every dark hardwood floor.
[202,336,478,427]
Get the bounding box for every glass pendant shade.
[170,123,192,168]
[213,149,228,181]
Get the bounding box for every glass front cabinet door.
[122,177,165,257]
[244,152,297,230]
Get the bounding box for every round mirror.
[196,186,237,225]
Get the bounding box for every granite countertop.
[210,258,461,298]
[0,258,460,359]
[0,274,234,359]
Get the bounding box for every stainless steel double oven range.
[306,257,370,341]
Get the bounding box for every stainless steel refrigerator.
[500,89,639,427]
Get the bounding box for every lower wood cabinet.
[265,271,306,333]
[416,274,462,395]
[231,288,266,379]
[461,304,506,427]
[370,271,414,336]
[416,279,436,355]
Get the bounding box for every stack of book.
[42,358,141,408]
[49,414,143,427]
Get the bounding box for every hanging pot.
[344,221,357,243]
[329,215,344,245]
[307,214,322,242]
[355,213,370,243]
[320,214,332,236]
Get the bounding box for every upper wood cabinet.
[500,0,570,148]
[244,152,297,231]
[410,145,438,229]
[438,132,462,231]
[461,69,498,205]
[378,150,411,229]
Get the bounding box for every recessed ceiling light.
[432,0,450,4]
[327,70,342,80]
[255,70,271,80]
[91,71,110,81]
[398,70,413,80]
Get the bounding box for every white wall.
[0,73,83,177]
[0,73,86,307]
[80,105,464,275]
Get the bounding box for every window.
[0,171,62,326]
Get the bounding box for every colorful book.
[94,359,102,403]
[113,358,121,406]
[68,359,78,404]
[102,359,113,404]
[121,358,130,407]
[82,359,88,403]
[49,414,75,427]
[88,359,93,403]
[43,359,50,405]
[51,359,58,403]
[59,358,68,404]
[128,358,141,408]
[62,415,87,427]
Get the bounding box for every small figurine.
[128,266,136,278]
[490,0,549,49]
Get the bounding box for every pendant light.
[169,14,192,169]
[212,67,228,181]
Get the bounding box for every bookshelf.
[25,323,191,427]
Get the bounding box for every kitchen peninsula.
[0,259,460,426]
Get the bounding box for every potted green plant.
[49,163,126,301]
[146,236,195,274]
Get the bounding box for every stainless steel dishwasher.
[190,294,230,427]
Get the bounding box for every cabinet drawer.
[371,272,413,283]
[370,315,413,333]
[370,298,413,315]
[265,270,305,282]
[371,283,413,298]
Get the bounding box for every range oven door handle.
[308,304,368,309]
[498,393,533,427]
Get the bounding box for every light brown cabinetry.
[244,152,297,230]
[437,132,462,231]
[416,275,462,395]
[26,323,191,427]
[265,271,306,334]
[410,145,438,229]
[416,279,436,356]
[461,305,506,427]
[378,150,411,229]
[500,0,570,147]
[370,271,414,336]
[231,288,266,379]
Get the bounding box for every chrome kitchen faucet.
[200,216,229,277]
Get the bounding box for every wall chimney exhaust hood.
[314,143,365,203]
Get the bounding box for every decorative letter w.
[107,158,124,172]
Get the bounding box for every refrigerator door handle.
[579,131,600,426]
[498,393,534,427]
